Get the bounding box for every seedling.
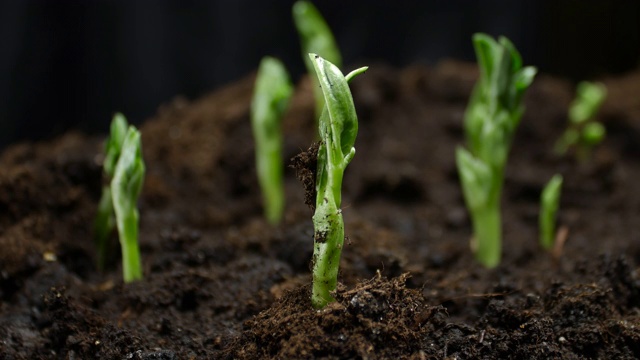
[94,113,128,271]
[539,174,563,251]
[456,33,537,268]
[554,81,607,160]
[309,53,367,308]
[293,1,342,119]
[94,114,145,282]
[111,127,145,282]
[251,57,294,224]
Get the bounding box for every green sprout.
[293,1,342,119]
[251,56,294,224]
[456,33,537,268]
[111,126,145,283]
[94,113,128,271]
[539,174,563,251]
[554,81,607,159]
[94,114,145,282]
[309,53,367,308]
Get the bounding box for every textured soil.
[1,61,639,359]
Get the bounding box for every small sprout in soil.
[554,81,607,160]
[293,1,342,119]
[456,33,537,268]
[251,56,294,224]
[111,126,145,283]
[539,174,563,251]
[309,53,367,308]
[94,113,128,271]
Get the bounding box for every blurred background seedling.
[251,56,293,224]
[554,81,607,161]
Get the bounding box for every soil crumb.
[291,142,320,210]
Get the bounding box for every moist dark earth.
[1,61,640,359]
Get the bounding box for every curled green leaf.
[456,147,492,210]
[103,113,128,178]
[581,122,606,146]
[569,82,607,125]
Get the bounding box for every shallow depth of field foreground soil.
[1,61,640,359]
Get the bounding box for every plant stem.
[257,140,284,224]
[311,141,348,308]
[311,194,343,308]
[119,211,142,282]
[539,174,563,250]
[471,203,501,268]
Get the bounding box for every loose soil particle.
[1,61,639,359]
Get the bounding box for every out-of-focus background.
[0,0,638,148]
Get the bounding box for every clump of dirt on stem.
[290,142,320,211]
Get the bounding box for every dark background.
[0,0,638,149]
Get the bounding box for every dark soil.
[1,61,640,359]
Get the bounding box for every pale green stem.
[471,168,503,268]
[471,203,501,268]
[311,194,343,308]
[311,142,350,308]
[119,211,142,282]
[256,139,284,224]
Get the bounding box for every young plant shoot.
[94,113,128,271]
[251,57,293,224]
[539,174,563,251]
[456,33,537,268]
[309,53,367,308]
[554,81,607,159]
[111,127,145,283]
[293,1,342,119]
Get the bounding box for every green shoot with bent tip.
[539,174,563,251]
[309,53,367,308]
[554,81,607,160]
[95,113,128,271]
[251,57,293,224]
[293,1,342,119]
[111,127,145,283]
[456,33,537,268]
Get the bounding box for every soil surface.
[1,61,640,359]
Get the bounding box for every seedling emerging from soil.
[293,1,342,119]
[309,53,367,308]
[111,127,145,283]
[95,113,128,271]
[456,33,537,268]
[251,57,294,224]
[539,174,563,250]
[554,81,607,160]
